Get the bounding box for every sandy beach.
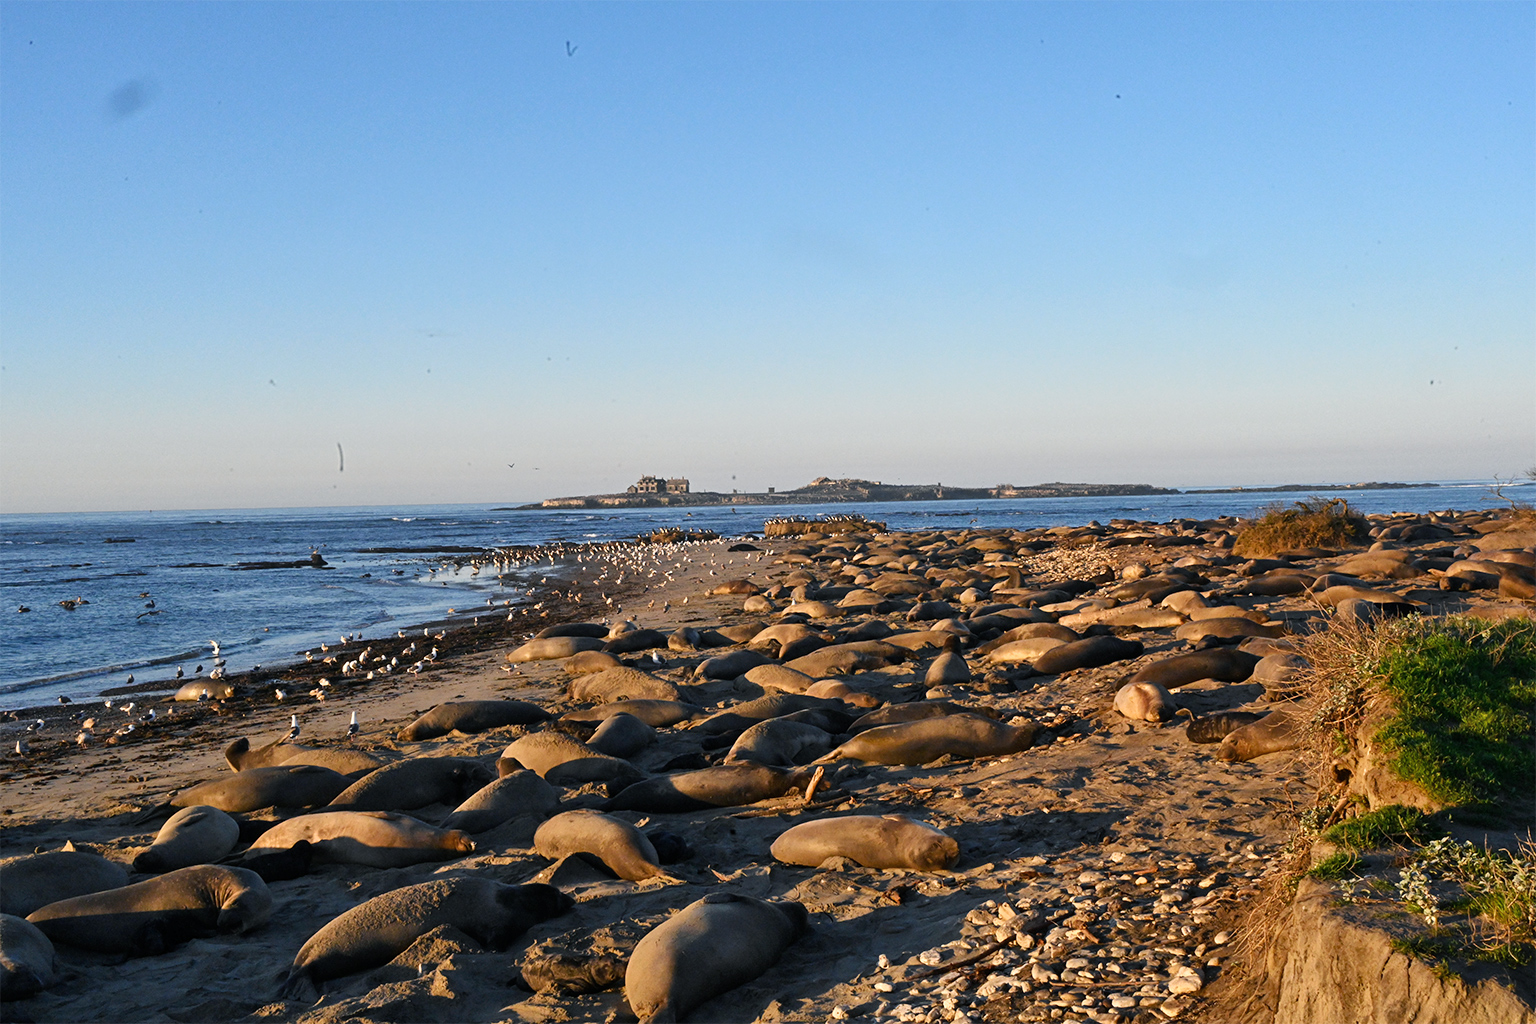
[2,510,1531,1024]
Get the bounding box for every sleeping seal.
[397,700,549,741]
[439,770,560,834]
[1217,709,1301,762]
[0,913,57,1000]
[246,811,474,868]
[0,846,129,918]
[283,879,572,1000]
[771,815,959,872]
[1113,681,1178,723]
[326,757,494,812]
[533,810,667,881]
[132,805,241,873]
[603,764,815,813]
[26,865,270,955]
[625,893,809,1024]
[820,714,1037,766]
[136,764,352,821]
[1128,648,1259,689]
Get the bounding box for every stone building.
[627,475,690,495]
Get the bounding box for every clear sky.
[2,2,1532,513]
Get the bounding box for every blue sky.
[2,2,1532,513]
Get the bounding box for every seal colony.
[0,506,1531,1023]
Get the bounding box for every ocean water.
[2,480,1529,705]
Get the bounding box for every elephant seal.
[804,679,880,708]
[502,731,646,789]
[570,667,685,703]
[1031,636,1144,675]
[770,815,959,872]
[743,663,817,694]
[26,865,270,955]
[1113,681,1178,723]
[821,714,1036,766]
[925,651,972,686]
[132,805,241,873]
[562,699,701,728]
[564,650,624,675]
[508,636,606,662]
[247,811,474,867]
[1,914,57,1000]
[1335,597,1418,626]
[1174,618,1283,642]
[605,629,669,654]
[283,879,572,1001]
[327,757,495,812]
[603,764,815,813]
[848,701,999,734]
[1186,711,1270,744]
[1217,709,1301,762]
[537,622,610,639]
[784,641,904,677]
[533,810,666,881]
[725,718,836,766]
[223,737,385,777]
[440,770,560,834]
[695,650,774,680]
[398,700,550,741]
[625,893,809,1024]
[136,764,352,822]
[1129,648,1259,689]
[174,680,235,701]
[0,846,129,918]
[693,694,850,737]
[588,713,657,758]
[983,637,1067,665]
[239,841,315,883]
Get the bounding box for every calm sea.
[2,481,1529,705]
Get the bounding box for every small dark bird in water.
[194,665,203,675]
[175,667,184,679]
[57,696,71,705]
[125,674,134,685]
[144,600,155,609]
[17,606,30,613]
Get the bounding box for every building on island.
[628,475,690,495]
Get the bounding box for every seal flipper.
[281,966,319,1003]
[130,802,175,827]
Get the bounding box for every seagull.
[125,674,134,685]
[121,703,135,715]
[274,688,287,701]
[15,739,27,755]
[57,696,71,705]
[346,711,359,737]
[175,667,184,679]
[194,665,203,675]
[282,714,300,743]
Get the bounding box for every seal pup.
[533,810,668,881]
[26,865,270,955]
[440,770,560,834]
[770,815,959,872]
[397,700,549,741]
[283,879,572,1001]
[1217,709,1301,762]
[0,913,57,1000]
[820,714,1037,766]
[326,757,494,812]
[1113,681,1178,723]
[1031,636,1144,675]
[924,650,972,687]
[247,811,474,868]
[132,805,240,873]
[625,893,809,1024]
[1186,711,1270,744]
[0,845,129,918]
[587,712,656,759]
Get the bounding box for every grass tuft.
[1324,805,1442,850]
[1232,497,1370,558]
[1307,851,1364,880]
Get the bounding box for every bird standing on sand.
[57,696,71,705]
[282,715,300,743]
[175,667,184,679]
[15,739,27,755]
[346,711,359,738]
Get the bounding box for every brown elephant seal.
[137,764,352,822]
[223,736,385,777]
[625,893,809,1024]
[502,731,646,789]
[1335,597,1418,626]
[771,814,959,871]
[784,641,905,677]
[1186,711,1270,744]
[283,879,572,1001]
[924,651,971,686]
[1,913,57,1000]
[1128,648,1259,689]
[509,636,606,662]
[1174,618,1283,643]
[562,699,701,728]
[440,770,561,834]
[588,713,657,758]
[174,679,235,701]
[603,764,815,813]
[570,667,685,703]
[1032,636,1144,675]
[694,650,774,680]
[804,679,880,708]
[605,629,669,654]
[1217,709,1301,762]
[848,701,998,735]
[537,622,610,639]
[132,805,241,873]
[239,841,315,883]
[533,810,666,881]
[725,718,836,766]
[983,637,1067,666]
[1113,681,1178,723]
[397,700,550,741]
[564,650,624,675]
[326,756,495,812]
[742,663,816,693]
[822,714,1036,766]
[974,621,1079,656]
[693,693,850,737]
[26,865,270,955]
[0,846,129,918]
[247,811,474,868]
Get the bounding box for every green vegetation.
[1232,497,1369,557]
[1324,805,1442,850]
[1368,618,1536,806]
[1307,851,1364,880]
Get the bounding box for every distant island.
[510,476,1439,510]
